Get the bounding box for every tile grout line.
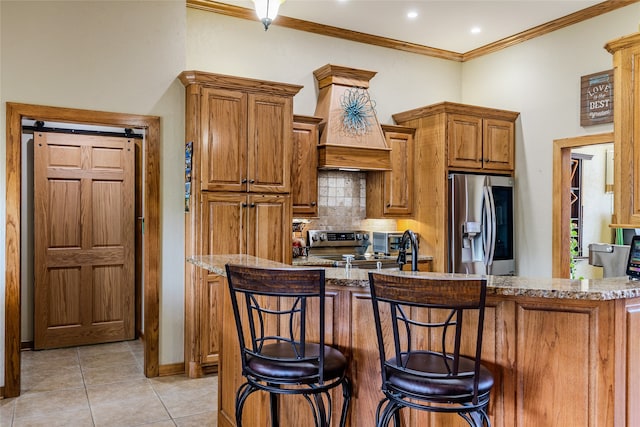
[77,346,97,427]
[128,342,177,426]
[147,377,177,425]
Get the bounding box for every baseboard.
[0,386,4,398]
[159,362,184,377]
[21,341,34,350]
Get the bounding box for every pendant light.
[253,0,284,31]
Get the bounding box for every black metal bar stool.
[368,272,493,427]
[225,264,351,427]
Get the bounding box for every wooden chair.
[225,264,351,427]
[367,272,493,427]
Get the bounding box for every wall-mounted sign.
[580,69,613,126]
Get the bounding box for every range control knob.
[363,233,370,240]
[355,233,362,240]
[319,233,326,241]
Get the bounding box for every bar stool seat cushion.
[247,343,347,382]
[386,351,494,401]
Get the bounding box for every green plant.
[569,221,582,279]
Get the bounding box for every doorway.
[5,103,160,397]
[32,131,136,349]
[552,132,614,278]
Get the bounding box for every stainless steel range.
[307,229,400,269]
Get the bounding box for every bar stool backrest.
[368,272,488,406]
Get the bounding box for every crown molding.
[187,0,640,62]
[463,0,639,60]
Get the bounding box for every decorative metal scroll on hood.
[313,64,391,171]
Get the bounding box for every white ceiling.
[221,0,603,53]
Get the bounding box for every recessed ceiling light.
[407,11,418,19]
[471,26,482,34]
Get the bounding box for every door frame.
[552,132,614,278]
[4,102,161,397]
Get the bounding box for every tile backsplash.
[296,170,397,235]
[317,170,366,227]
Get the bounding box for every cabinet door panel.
[292,118,320,216]
[448,114,483,169]
[202,192,246,255]
[483,118,514,171]
[201,88,248,192]
[385,130,414,215]
[201,274,223,365]
[247,194,291,264]
[248,94,292,193]
[366,126,414,218]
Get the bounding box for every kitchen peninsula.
[188,254,640,427]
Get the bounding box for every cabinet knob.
[242,202,248,208]
[241,178,248,184]
[250,203,255,208]
[249,179,255,184]
[311,201,316,206]
[485,159,490,163]
[386,203,391,208]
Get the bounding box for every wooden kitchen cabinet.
[292,115,323,217]
[448,114,514,172]
[605,33,640,225]
[194,192,292,374]
[201,192,292,264]
[180,70,302,376]
[393,102,519,272]
[367,125,416,217]
[199,86,293,193]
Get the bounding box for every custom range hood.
[313,64,391,171]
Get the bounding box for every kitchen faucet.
[397,229,419,271]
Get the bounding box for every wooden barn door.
[33,131,135,349]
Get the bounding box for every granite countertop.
[187,254,640,300]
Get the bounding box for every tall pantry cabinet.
[179,71,302,377]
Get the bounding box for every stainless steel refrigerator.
[449,173,515,275]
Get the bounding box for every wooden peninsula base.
[187,255,640,427]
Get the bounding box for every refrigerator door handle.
[482,186,490,267]
[484,184,497,270]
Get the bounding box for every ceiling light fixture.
[253,0,285,31]
[471,26,482,34]
[407,11,418,19]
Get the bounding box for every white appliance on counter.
[449,173,515,275]
[372,231,418,256]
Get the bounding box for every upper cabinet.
[367,125,415,217]
[606,33,640,225]
[448,114,515,171]
[180,71,302,194]
[292,115,323,217]
[394,102,519,174]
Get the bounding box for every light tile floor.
[0,340,218,427]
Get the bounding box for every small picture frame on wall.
[580,69,613,127]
